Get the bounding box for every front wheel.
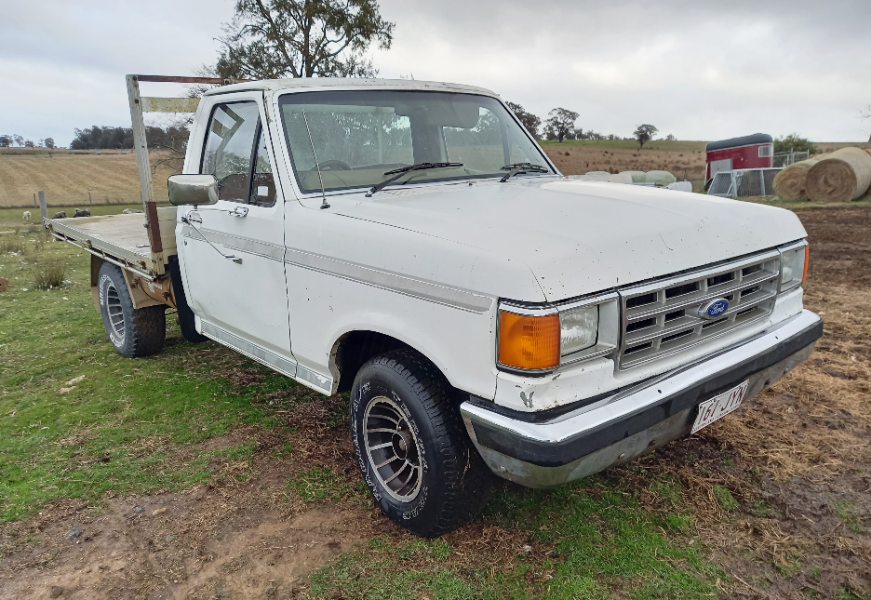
[351,350,493,537]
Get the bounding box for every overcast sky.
[2,0,869,147]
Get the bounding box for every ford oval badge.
[699,298,729,319]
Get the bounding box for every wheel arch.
[330,329,450,394]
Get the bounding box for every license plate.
[691,380,749,434]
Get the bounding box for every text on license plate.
[691,380,749,434]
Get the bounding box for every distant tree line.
[505,104,664,148]
[69,125,190,151]
[0,134,55,149]
[1,126,188,151]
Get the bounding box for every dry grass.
[0,238,26,254]
[32,260,66,290]
[0,148,178,208]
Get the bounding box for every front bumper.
[461,310,822,488]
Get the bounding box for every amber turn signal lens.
[498,311,560,370]
[802,245,809,283]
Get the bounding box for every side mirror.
[167,174,219,206]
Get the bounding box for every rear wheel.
[98,263,165,358]
[351,349,493,537]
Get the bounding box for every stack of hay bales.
[804,148,871,202]
[620,171,647,183]
[582,171,612,181]
[772,157,822,201]
[576,169,680,187]
[608,172,633,184]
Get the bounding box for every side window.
[250,128,276,206]
[201,102,260,203]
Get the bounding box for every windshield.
[279,90,551,194]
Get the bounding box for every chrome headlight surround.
[497,292,619,372]
[778,240,808,293]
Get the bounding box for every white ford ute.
[48,76,822,537]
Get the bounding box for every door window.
[250,127,276,206]
[201,102,261,203]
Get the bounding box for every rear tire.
[350,349,493,537]
[98,263,165,358]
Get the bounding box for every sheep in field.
[22,211,31,222]
[52,211,67,219]
[73,208,91,217]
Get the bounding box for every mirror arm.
[181,214,243,264]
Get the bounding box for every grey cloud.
[2,0,869,145]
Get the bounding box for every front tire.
[350,350,493,537]
[98,263,166,358]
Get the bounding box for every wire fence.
[772,150,810,168]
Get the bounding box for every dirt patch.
[0,489,363,600]
[219,368,267,389]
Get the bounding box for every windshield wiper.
[500,163,550,182]
[366,162,463,197]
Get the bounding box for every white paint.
[172,80,809,410]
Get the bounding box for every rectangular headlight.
[559,305,598,357]
[780,244,808,290]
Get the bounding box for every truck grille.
[617,250,781,369]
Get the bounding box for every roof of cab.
[203,77,499,98]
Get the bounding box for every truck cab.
[50,76,822,537]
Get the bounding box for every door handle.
[229,206,249,218]
[186,211,202,223]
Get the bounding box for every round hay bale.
[620,170,647,183]
[582,171,612,181]
[645,170,677,186]
[805,148,871,202]
[772,158,819,201]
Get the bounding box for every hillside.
[0,148,178,208]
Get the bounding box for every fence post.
[33,193,37,208]
[88,191,93,206]
[38,191,48,224]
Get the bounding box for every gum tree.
[545,108,579,143]
[633,124,658,149]
[216,0,395,79]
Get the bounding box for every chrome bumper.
[461,310,822,488]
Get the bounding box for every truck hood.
[333,177,807,302]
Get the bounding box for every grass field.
[0,148,178,209]
[1,203,870,599]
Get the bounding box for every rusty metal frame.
[125,74,251,276]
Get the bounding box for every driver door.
[178,95,293,370]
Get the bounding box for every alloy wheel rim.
[105,282,126,343]
[363,396,423,501]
